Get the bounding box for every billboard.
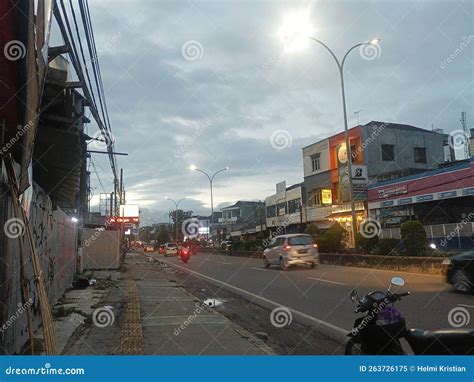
[119,204,139,217]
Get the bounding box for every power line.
[54,1,118,187]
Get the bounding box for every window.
[381,144,395,161]
[288,198,301,214]
[266,205,276,218]
[277,202,287,216]
[311,153,321,172]
[350,145,357,162]
[414,147,427,163]
[288,235,313,246]
[308,190,322,206]
[267,238,277,248]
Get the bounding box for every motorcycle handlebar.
[394,291,410,299]
[354,291,410,313]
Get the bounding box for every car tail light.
[283,245,291,251]
[312,244,318,248]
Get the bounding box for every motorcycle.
[345,276,474,355]
[179,247,190,264]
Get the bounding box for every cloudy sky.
[70,0,472,223]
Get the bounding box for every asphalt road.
[158,251,474,338]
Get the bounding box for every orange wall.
[329,126,362,201]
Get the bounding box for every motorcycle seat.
[406,328,474,355]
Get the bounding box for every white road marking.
[222,262,233,265]
[306,277,345,286]
[251,267,268,271]
[160,259,347,335]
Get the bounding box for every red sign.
[108,216,140,224]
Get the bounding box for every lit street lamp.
[165,196,188,242]
[279,11,380,246]
[190,165,229,245]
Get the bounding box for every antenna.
[354,110,363,125]
[461,112,469,159]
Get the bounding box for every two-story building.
[214,201,265,239]
[265,182,306,234]
[302,121,453,244]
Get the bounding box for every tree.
[155,227,170,245]
[400,220,426,256]
[169,209,193,241]
[316,222,346,253]
[304,223,320,238]
[138,226,153,242]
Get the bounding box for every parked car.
[446,251,474,293]
[143,244,154,253]
[263,234,319,270]
[164,242,178,257]
[221,240,232,251]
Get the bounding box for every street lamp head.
[370,38,380,45]
[165,196,169,199]
[225,166,229,170]
[189,165,196,171]
[278,9,314,53]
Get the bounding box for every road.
[158,251,473,338]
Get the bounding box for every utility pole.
[109,192,114,217]
[120,168,124,206]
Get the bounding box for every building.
[215,201,265,239]
[302,121,453,244]
[368,158,474,226]
[368,158,474,250]
[265,182,305,234]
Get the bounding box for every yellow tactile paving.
[119,281,144,354]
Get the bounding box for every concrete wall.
[303,171,332,206]
[81,228,121,270]
[302,138,330,177]
[199,248,446,275]
[361,124,449,180]
[0,174,77,354]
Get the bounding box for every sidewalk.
[57,251,271,355]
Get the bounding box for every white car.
[164,243,178,257]
[263,234,319,270]
[144,244,155,253]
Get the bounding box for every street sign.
[351,165,367,184]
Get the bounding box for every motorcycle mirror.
[350,289,359,302]
[391,276,405,287]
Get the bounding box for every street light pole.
[190,165,229,246]
[307,37,380,247]
[165,197,187,242]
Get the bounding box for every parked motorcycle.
[345,276,474,355]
